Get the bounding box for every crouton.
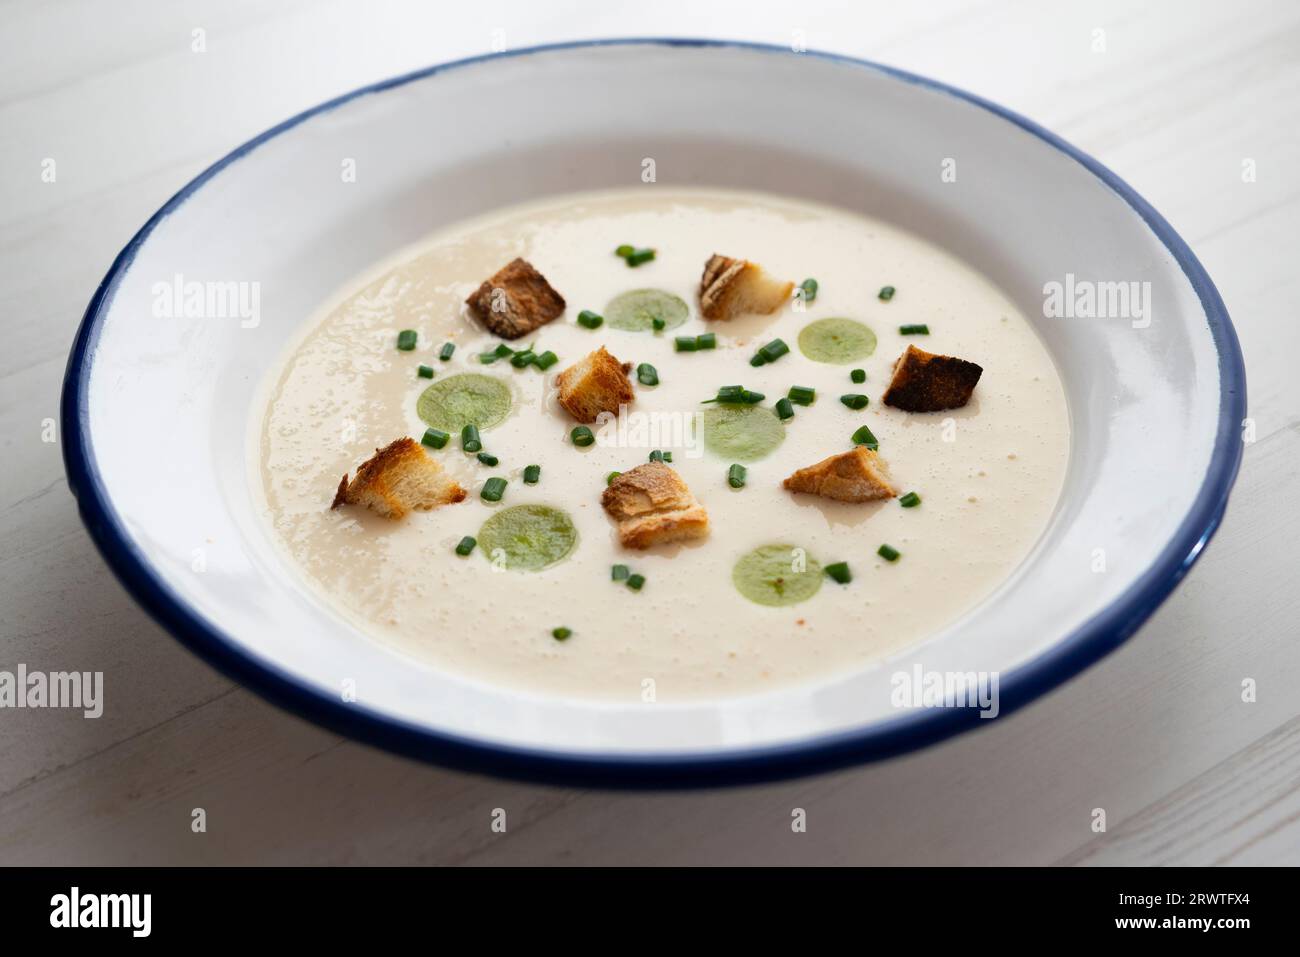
[331,437,466,519]
[698,253,794,320]
[782,446,897,503]
[555,346,635,423]
[881,345,983,412]
[601,462,710,549]
[465,257,566,339]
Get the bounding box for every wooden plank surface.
[1,0,1296,865]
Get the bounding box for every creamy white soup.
[254,188,1069,701]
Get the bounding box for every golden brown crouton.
[601,462,710,549]
[331,437,466,520]
[782,447,898,503]
[465,257,566,339]
[555,346,635,423]
[881,345,983,412]
[698,253,794,320]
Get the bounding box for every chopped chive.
[637,362,659,386]
[577,309,604,329]
[899,324,929,335]
[625,248,655,267]
[571,425,595,447]
[749,354,767,367]
[552,626,572,641]
[878,544,901,562]
[697,332,717,350]
[788,385,816,406]
[649,450,664,462]
[479,351,500,364]
[481,477,507,502]
[421,427,450,449]
[663,451,673,463]
[396,330,417,351]
[727,464,747,488]
[455,536,477,556]
[775,397,795,420]
[523,464,541,484]
[606,471,621,486]
[534,350,559,371]
[840,393,870,410]
[825,561,852,584]
[879,286,896,301]
[477,451,499,466]
[418,364,435,378]
[799,278,818,303]
[509,350,535,368]
[614,244,634,258]
[757,338,789,363]
[461,424,482,453]
[851,368,866,384]
[626,573,646,591]
[675,336,698,352]
[439,342,455,361]
[652,317,666,332]
[899,491,922,508]
[611,564,630,581]
[851,425,879,450]
[493,343,514,357]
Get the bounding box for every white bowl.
[62,40,1245,786]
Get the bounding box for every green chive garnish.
[675,336,698,352]
[899,324,929,335]
[637,363,659,386]
[396,329,417,351]
[851,425,879,450]
[606,471,621,486]
[493,343,514,357]
[523,464,541,484]
[455,536,477,556]
[611,564,630,581]
[479,351,499,364]
[418,364,435,378]
[509,350,535,368]
[757,338,789,363]
[899,491,922,508]
[776,397,795,420]
[477,451,499,466]
[652,317,666,332]
[421,428,449,449]
[879,286,896,301]
[840,393,870,410]
[461,424,482,453]
[825,561,852,584]
[697,332,717,350]
[878,544,901,562]
[727,464,747,488]
[571,426,595,447]
[788,385,816,406]
[626,573,646,591]
[663,451,673,463]
[799,278,818,303]
[649,450,664,462]
[614,244,634,258]
[577,309,604,329]
[851,368,866,384]
[534,350,559,370]
[750,354,767,367]
[481,477,507,502]
[439,342,455,361]
[552,626,572,641]
[624,248,655,267]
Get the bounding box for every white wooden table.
[2,0,1297,865]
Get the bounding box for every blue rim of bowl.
[60,38,1246,789]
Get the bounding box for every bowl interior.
[69,42,1229,760]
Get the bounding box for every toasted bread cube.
[554,346,635,423]
[698,253,795,320]
[601,462,710,549]
[881,345,983,412]
[465,257,566,339]
[331,437,466,520]
[782,447,897,503]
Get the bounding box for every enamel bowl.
[62,40,1245,786]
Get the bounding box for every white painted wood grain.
[1,0,1296,865]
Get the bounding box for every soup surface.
[255,188,1069,701]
